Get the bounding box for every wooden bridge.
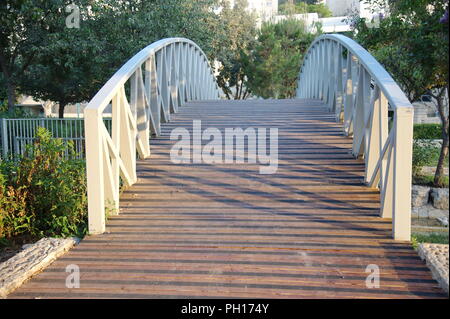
[8,36,447,298]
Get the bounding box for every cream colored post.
[380,143,394,218]
[111,93,121,200]
[84,108,106,234]
[392,107,413,240]
[343,53,353,135]
[148,55,161,136]
[135,68,151,159]
[378,92,389,189]
[365,86,381,184]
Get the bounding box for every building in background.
[272,1,386,33]
[324,0,377,20]
[226,0,278,20]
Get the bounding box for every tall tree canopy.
[0,0,81,115]
[1,0,222,117]
[244,18,320,99]
[352,0,449,187]
[214,0,257,100]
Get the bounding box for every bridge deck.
[10,99,445,298]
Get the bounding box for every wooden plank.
[8,99,446,299]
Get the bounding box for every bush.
[413,124,443,140]
[0,127,87,242]
[412,140,436,176]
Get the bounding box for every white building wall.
[325,0,377,19]
[225,0,278,20]
[248,0,278,20]
[326,0,355,16]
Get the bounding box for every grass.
[411,232,449,250]
[427,149,449,168]
[416,145,449,168]
[413,174,449,187]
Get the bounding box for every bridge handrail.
[297,34,414,241]
[84,38,222,234]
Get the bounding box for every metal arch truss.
[84,38,223,234]
[297,34,414,241]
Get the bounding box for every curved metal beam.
[84,38,222,234]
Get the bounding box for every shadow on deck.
[9,99,446,299]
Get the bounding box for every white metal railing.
[297,34,414,241]
[0,118,112,160]
[84,38,222,234]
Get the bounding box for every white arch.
[84,38,223,234]
[297,34,414,241]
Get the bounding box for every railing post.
[365,86,381,184]
[135,69,151,159]
[147,54,161,136]
[392,107,413,241]
[343,53,353,135]
[1,118,8,159]
[84,108,106,234]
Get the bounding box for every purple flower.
[378,12,384,21]
[440,9,448,24]
[441,1,449,24]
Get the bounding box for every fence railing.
[297,34,414,241]
[0,118,111,160]
[84,38,222,235]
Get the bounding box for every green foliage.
[1,0,222,117]
[214,0,257,99]
[0,0,77,113]
[353,0,449,188]
[279,1,332,17]
[412,233,449,249]
[412,141,435,176]
[0,128,87,241]
[413,174,449,188]
[414,124,443,140]
[308,3,333,18]
[353,0,448,101]
[244,19,319,99]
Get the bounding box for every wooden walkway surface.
[10,99,446,298]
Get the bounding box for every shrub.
[0,127,87,241]
[413,124,443,140]
[412,140,436,176]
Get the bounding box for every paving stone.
[412,204,449,219]
[0,237,78,298]
[418,244,449,295]
[437,217,449,227]
[412,185,431,207]
[431,188,449,210]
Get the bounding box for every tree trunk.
[433,88,449,187]
[6,81,16,115]
[58,102,67,119]
[435,130,449,187]
[0,53,16,115]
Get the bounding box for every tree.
[15,0,222,117]
[352,0,449,187]
[244,18,320,99]
[214,0,257,99]
[0,0,71,115]
[20,1,105,118]
[279,1,332,17]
